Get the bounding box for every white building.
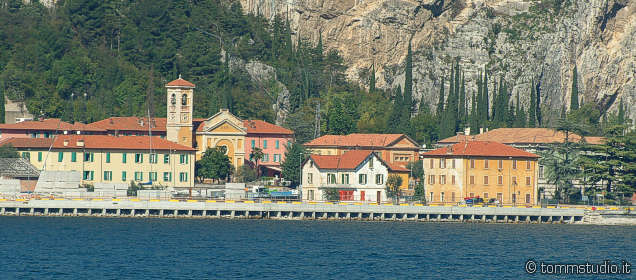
[302,150,390,202]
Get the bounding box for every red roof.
[386,162,410,172]
[89,117,167,133]
[309,150,374,170]
[0,137,54,149]
[243,120,293,135]
[438,128,605,145]
[166,77,195,88]
[422,141,539,158]
[2,135,193,151]
[0,119,105,132]
[305,134,409,147]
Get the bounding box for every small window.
[428,175,435,185]
[71,152,77,162]
[484,159,489,169]
[498,160,503,169]
[149,153,157,164]
[37,152,42,162]
[179,154,188,164]
[170,94,176,105]
[149,172,157,182]
[179,172,189,182]
[358,174,367,184]
[526,160,531,170]
[439,175,446,185]
[122,171,127,181]
[103,171,112,181]
[539,165,544,178]
[263,140,268,149]
[134,172,143,181]
[327,173,336,184]
[484,192,489,199]
[251,140,255,148]
[106,152,111,163]
[512,176,517,185]
[122,153,127,163]
[451,192,456,202]
[83,171,94,180]
[525,194,531,204]
[441,192,445,202]
[429,159,434,169]
[181,94,188,105]
[163,172,171,181]
[497,175,503,185]
[341,174,350,184]
[135,153,143,163]
[369,157,374,168]
[164,154,170,164]
[483,175,489,185]
[470,159,475,168]
[275,140,279,149]
[497,193,503,203]
[58,152,64,162]
[451,159,455,169]
[526,176,531,185]
[512,160,517,169]
[84,152,93,162]
[451,175,455,185]
[469,175,475,185]
[375,174,384,185]
[307,173,313,184]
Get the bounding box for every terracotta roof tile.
[422,141,539,158]
[0,119,105,132]
[243,120,293,135]
[305,133,407,147]
[89,117,167,133]
[2,135,193,151]
[166,77,195,88]
[309,150,374,170]
[0,137,53,149]
[438,128,604,145]
[386,162,410,172]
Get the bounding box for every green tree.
[280,142,307,187]
[406,160,424,181]
[249,147,264,177]
[570,65,579,111]
[410,104,438,146]
[403,40,414,116]
[0,144,20,158]
[529,79,537,127]
[235,165,258,183]
[195,147,232,183]
[413,181,426,203]
[436,76,445,118]
[386,174,403,204]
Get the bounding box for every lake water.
[0,217,633,279]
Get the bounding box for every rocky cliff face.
[240,0,635,124]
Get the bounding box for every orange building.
[421,141,539,206]
[304,133,418,193]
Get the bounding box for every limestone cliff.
[240,0,635,123]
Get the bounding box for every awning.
[262,166,282,172]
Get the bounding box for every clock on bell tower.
[165,75,195,147]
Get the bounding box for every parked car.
[464,197,484,206]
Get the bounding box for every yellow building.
[194,109,246,168]
[421,141,539,206]
[2,135,195,188]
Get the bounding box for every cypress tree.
[570,65,579,111]
[483,67,489,124]
[560,104,566,119]
[459,71,466,126]
[404,40,414,116]
[0,90,4,123]
[369,63,376,93]
[470,92,479,134]
[529,79,537,127]
[536,81,542,125]
[436,75,445,117]
[387,86,404,133]
[617,98,625,124]
[446,69,458,134]
[476,71,484,129]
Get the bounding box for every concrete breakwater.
[0,199,590,224]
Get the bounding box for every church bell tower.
[166,75,194,147]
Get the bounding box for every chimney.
[486,128,489,132]
[76,139,84,147]
[63,139,69,146]
[479,127,484,134]
[464,127,471,136]
[76,131,81,135]
[63,131,68,135]
[447,145,454,154]
[138,118,144,127]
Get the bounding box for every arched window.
[181,94,188,105]
[170,94,176,105]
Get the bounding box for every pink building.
[243,120,294,176]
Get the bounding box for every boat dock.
[0,199,587,223]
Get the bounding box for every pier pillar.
[16,208,20,216]
[312,212,316,219]
[515,215,519,223]
[116,209,121,215]
[231,211,236,218]
[188,210,193,217]
[0,207,4,214]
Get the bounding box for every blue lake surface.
[0,217,634,279]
